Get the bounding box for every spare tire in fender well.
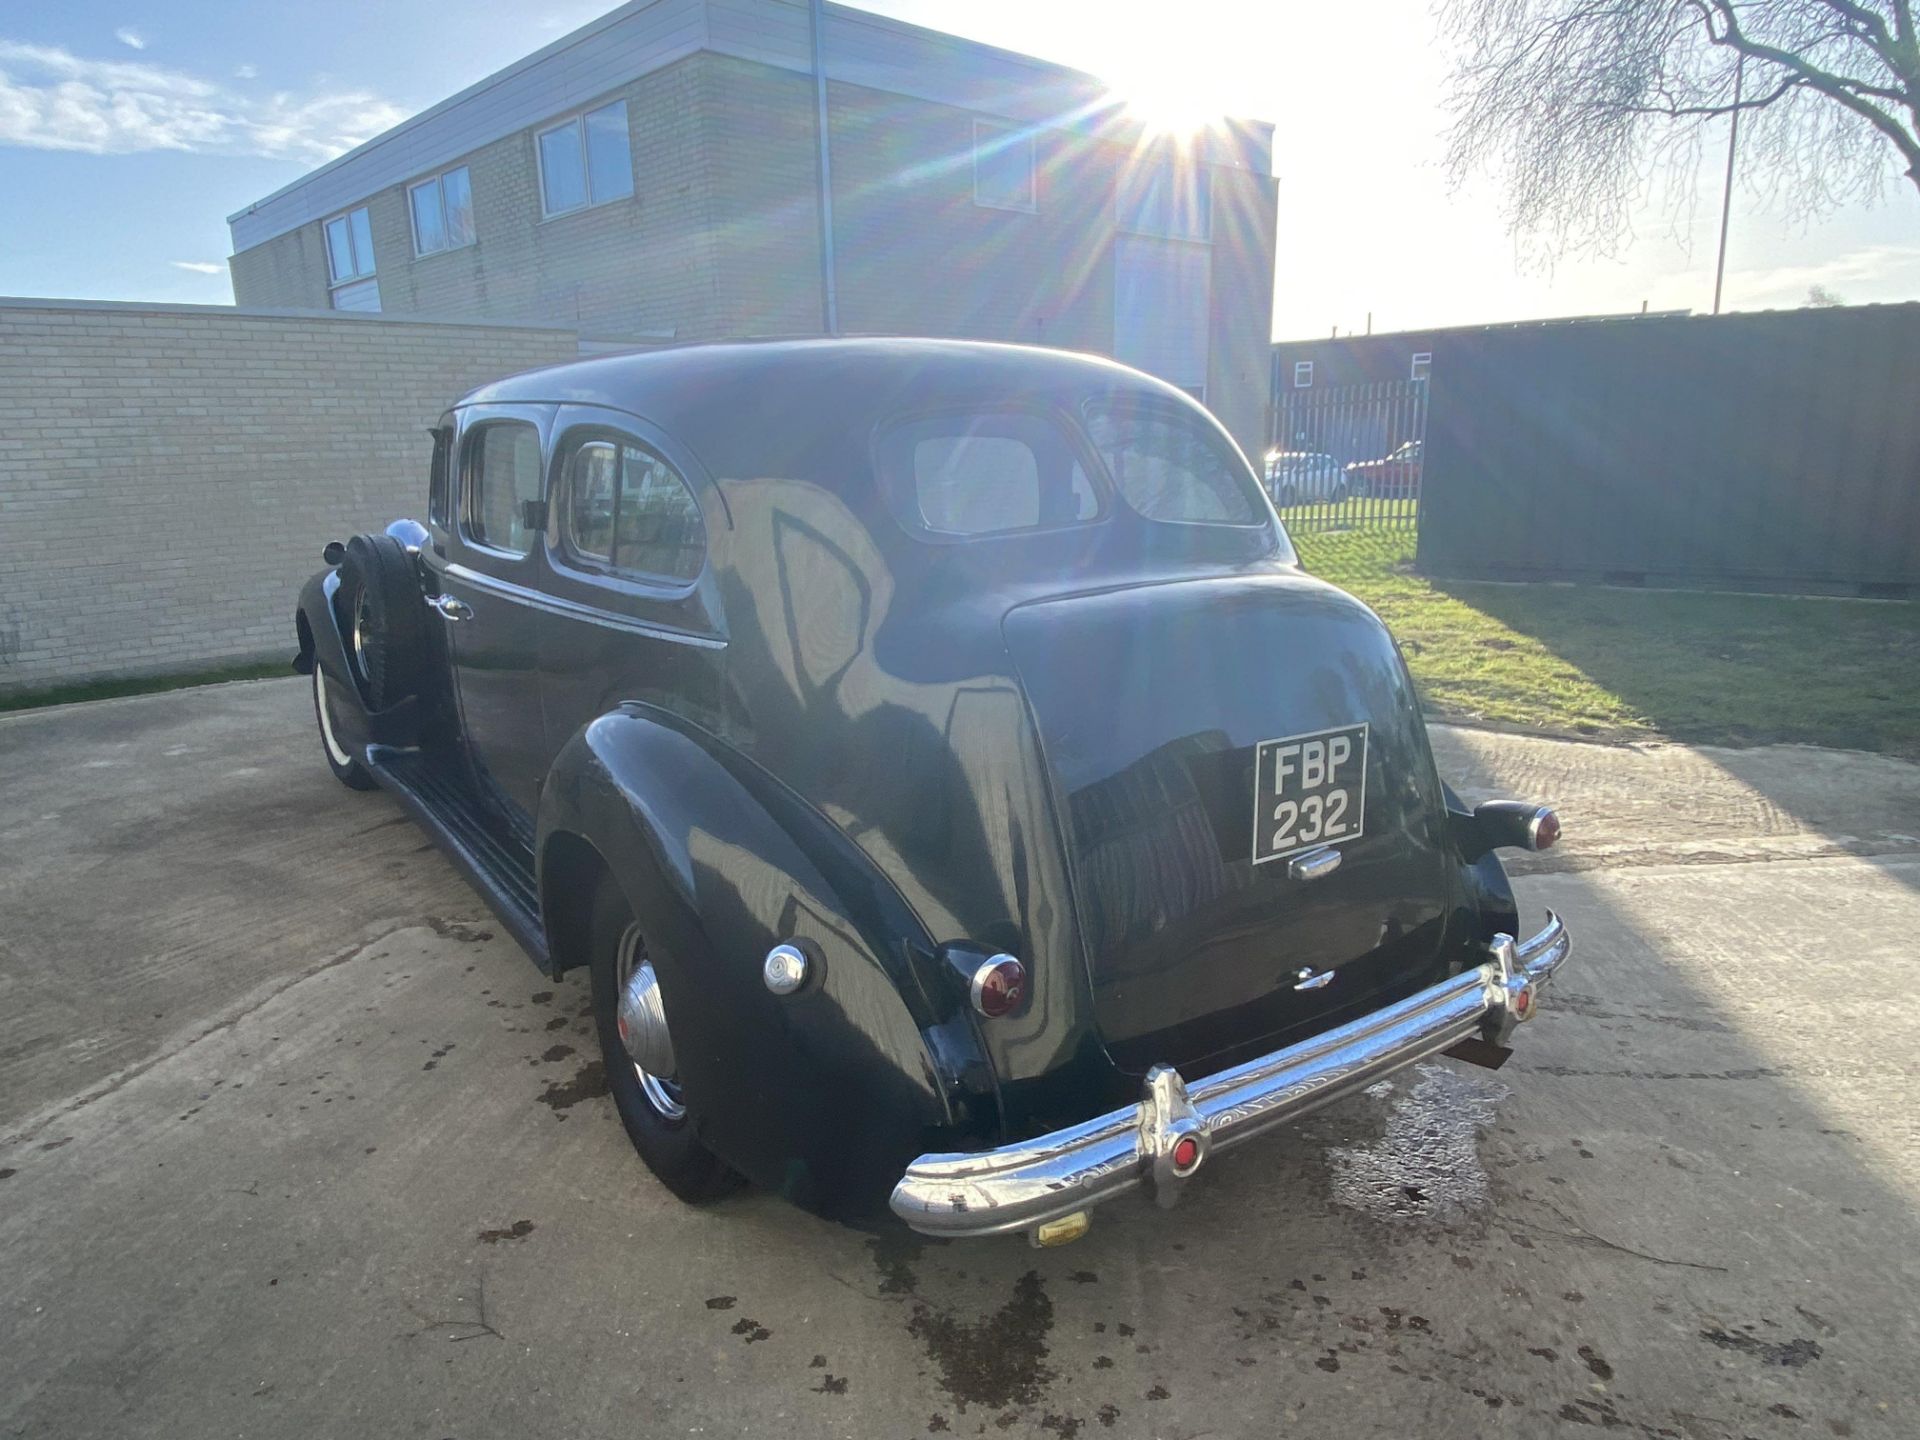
[337,533,431,711]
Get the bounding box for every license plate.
[1252,723,1368,865]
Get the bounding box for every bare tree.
[1441,1,1920,255]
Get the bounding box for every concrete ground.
[2,677,1916,1440]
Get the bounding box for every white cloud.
[1730,246,1920,310]
[0,40,408,163]
[114,27,145,51]
[171,260,224,274]
[233,63,257,80]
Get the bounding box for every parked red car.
[1346,440,1423,499]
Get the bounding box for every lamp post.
[1712,57,1744,316]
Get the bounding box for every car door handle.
[425,594,473,621]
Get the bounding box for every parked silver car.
[1264,450,1349,506]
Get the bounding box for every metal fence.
[1413,305,1920,595]
[1267,378,1428,532]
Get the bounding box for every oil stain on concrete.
[1325,1063,1508,1225]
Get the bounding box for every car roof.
[454,337,1192,471]
[464,337,1157,408]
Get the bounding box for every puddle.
[1325,1062,1508,1226]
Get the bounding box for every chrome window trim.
[438,561,725,650]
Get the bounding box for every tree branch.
[1698,0,1920,176]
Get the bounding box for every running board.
[366,747,553,977]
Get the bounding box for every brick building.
[225,0,1277,456]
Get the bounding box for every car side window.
[559,433,706,583]
[427,423,453,527]
[1082,397,1262,526]
[462,421,543,557]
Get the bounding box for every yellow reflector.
[1031,1211,1091,1248]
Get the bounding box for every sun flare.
[1108,56,1227,140]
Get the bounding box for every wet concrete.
[1,678,1916,1438]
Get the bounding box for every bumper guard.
[890,912,1570,1239]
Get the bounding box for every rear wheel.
[312,663,375,790]
[586,879,741,1203]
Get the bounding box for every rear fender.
[537,705,999,1217]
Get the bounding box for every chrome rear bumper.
[890,913,1571,1239]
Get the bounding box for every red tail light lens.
[1529,808,1561,850]
[970,955,1027,1018]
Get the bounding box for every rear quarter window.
[557,432,706,583]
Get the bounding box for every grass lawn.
[0,660,290,714]
[1293,525,1920,758]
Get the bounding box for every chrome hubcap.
[350,589,375,688]
[614,923,684,1120]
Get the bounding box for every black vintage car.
[297,339,1569,1244]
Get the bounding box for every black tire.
[312,662,376,790]
[337,534,430,712]
[586,879,742,1204]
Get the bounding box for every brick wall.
[0,301,579,696]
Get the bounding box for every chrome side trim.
[438,561,727,650]
[890,911,1571,1239]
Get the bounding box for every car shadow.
[728,864,1918,1438]
[1425,576,1920,897]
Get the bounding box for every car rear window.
[1082,397,1263,526]
[876,409,1100,539]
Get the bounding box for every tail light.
[969,955,1027,1018]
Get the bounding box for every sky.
[3,0,1918,338]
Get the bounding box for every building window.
[1410,352,1432,382]
[410,166,476,256]
[1293,361,1313,389]
[323,206,378,311]
[537,100,634,217]
[973,121,1036,212]
[1118,156,1211,241]
[561,434,706,582]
